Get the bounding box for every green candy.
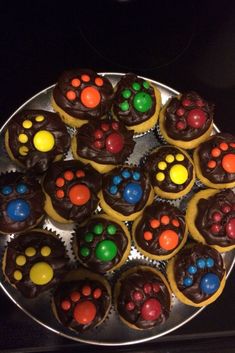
[80,246,90,257]
[132,82,141,91]
[85,232,94,243]
[119,101,129,112]
[95,240,117,262]
[107,224,117,235]
[93,223,103,235]
[133,92,152,112]
[143,81,150,89]
[122,89,131,99]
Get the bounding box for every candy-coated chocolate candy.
[95,77,103,86]
[6,199,30,221]
[226,218,235,239]
[82,285,91,296]
[196,100,205,107]
[187,265,197,274]
[16,183,28,194]
[196,258,206,269]
[132,82,141,91]
[122,89,131,99]
[176,154,184,162]
[176,108,185,116]
[93,223,103,235]
[176,121,186,130]
[85,232,94,243]
[220,142,228,151]
[80,246,90,257]
[66,90,76,101]
[41,246,51,257]
[133,171,141,181]
[81,74,90,82]
[156,172,165,181]
[33,130,55,152]
[93,129,104,139]
[143,283,152,294]
[210,223,221,234]
[61,300,71,311]
[19,146,29,156]
[1,186,12,195]
[230,143,235,148]
[109,185,118,194]
[159,230,179,250]
[207,160,216,169]
[113,175,122,185]
[126,301,135,311]
[172,219,180,227]
[222,154,235,173]
[123,183,143,204]
[158,161,167,170]
[200,273,220,294]
[70,291,81,302]
[95,240,117,261]
[212,212,222,222]
[25,247,36,257]
[152,283,160,293]
[133,92,152,113]
[133,290,143,301]
[141,298,162,321]
[165,154,174,163]
[105,133,124,154]
[16,255,26,266]
[221,204,231,213]
[186,109,206,128]
[143,81,150,89]
[14,270,22,281]
[211,147,221,158]
[111,122,119,130]
[183,277,193,287]
[160,215,170,225]
[29,262,54,285]
[64,170,74,181]
[169,164,188,185]
[22,120,33,129]
[122,170,131,179]
[56,177,65,187]
[93,288,102,299]
[56,189,64,199]
[68,184,91,206]
[73,301,96,325]
[119,101,129,111]
[206,258,214,268]
[80,87,101,108]
[71,78,81,87]
[18,133,28,143]
[35,115,45,122]
[107,224,117,235]
[101,123,110,131]
[94,140,104,149]
[150,219,160,229]
[144,231,153,241]
[76,170,85,178]
[182,99,192,107]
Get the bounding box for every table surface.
[0,1,235,352]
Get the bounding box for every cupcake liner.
[154,123,168,145]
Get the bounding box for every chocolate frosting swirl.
[174,244,225,303]
[4,230,68,298]
[195,189,235,247]
[135,201,186,256]
[113,73,156,126]
[74,119,135,164]
[53,69,114,120]
[6,110,71,173]
[73,216,129,273]
[117,268,171,329]
[144,146,194,193]
[164,91,214,141]
[53,278,111,332]
[0,172,45,234]
[43,160,102,222]
[197,133,235,183]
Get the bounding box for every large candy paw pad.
[207,142,235,173]
[155,153,188,185]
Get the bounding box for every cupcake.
[43,160,102,224]
[167,243,226,307]
[52,69,114,128]
[113,73,161,135]
[0,172,45,234]
[159,91,214,149]
[4,110,71,173]
[73,214,131,273]
[186,188,235,252]
[2,229,69,298]
[71,118,135,173]
[114,266,172,330]
[194,133,235,189]
[52,269,111,333]
[99,165,154,221]
[144,145,195,200]
[132,201,188,260]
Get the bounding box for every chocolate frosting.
[5,230,68,298]
[0,172,45,234]
[43,160,102,222]
[174,244,225,303]
[75,119,135,164]
[53,69,114,120]
[6,110,71,173]
[144,146,194,193]
[102,166,152,216]
[113,73,156,126]
[195,189,235,247]
[135,201,186,256]
[117,268,171,329]
[197,133,235,183]
[53,278,110,332]
[74,216,129,273]
[164,91,214,141]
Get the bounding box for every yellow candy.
[14,270,22,281]
[33,130,55,152]
[41,246,51,257]
[165,154,174,163]
[158,161,167,170]
[19,146,29,156]
[156,172,165,181]
[29,262,54,285]
[35,115,45,122]
[25,247,36,257]
[18,134,28,143]
[169,164,188,185]
[22,120,32,129]
[16,255,26,266]
[176,153,185,161]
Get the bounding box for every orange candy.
[70,291,81,302]
[211,147,221,158]
[69,184,91,206]
[95,77,104,86]
[80,87,101,108]
[207,160,216,169]
[73,301,96,325]
[230,143,235,148]
[81,74,90,82]
[159,230,179,250]
[172,219,180,227]
[93,288,102,299]
[71,78,81,87]
[220,142,228,151]
[76,170,85,178]
[66,90,76,101]
[150,219,160,229]
[61,300,71,311]
[222,154,235,173]
[82,285,91,296]
[161,215,170,225]
[64,170,74,181]
[56,177,65,187]
[144,231,153,241]
[56,189,64,199]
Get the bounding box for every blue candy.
[112,175,122,185]
[123,183,143,204]
[196,258,206,269]
[109,185,118,195]
[1,186,12,196]
[206,257,214,268]
[187,265,197,275]
[132,171,141,181]
[6,199,30,222]
[200,273,220,294]
[183,277,193,287]
[122,170,131,179]
[16,183,28,194]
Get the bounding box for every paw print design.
[1,182,30,221]
[209,202,235,239]
[207,141,235,174]
[92,121,124,153]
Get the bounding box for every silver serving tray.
[0,73,234,346]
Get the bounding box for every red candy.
[143,283,152,294]
[70,291,81,302]
[176,121,186,130]
[93,288,102,299]
[133,291,143,302]
[73,301,96,324]
[82,285,91,296]
[76,170,85,178]
[212,212,222,222]
[172,219,180,227]
[222,154,235,173]
[226,218,235,239]
[176,108,185,116]
[64,171,74,181]
[101,123,110,131]
[141,298,162,321]
[56,177,65,187]
[126,301,135,311]
[61,300,71,311]
[105,133,124,154]
[68,184,91,206]
[94,129,104,139]
[56,189,64,199]
[152,283,160,293]
[94,140,104,149]
[211,223,221,234]
[182,99,192,107]
[221,204,231,213]
[196,100,205,107]
[111,122,119,130]
[187,109,206,128]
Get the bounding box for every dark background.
[0,1,235,352]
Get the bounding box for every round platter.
[0,73,234,346]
